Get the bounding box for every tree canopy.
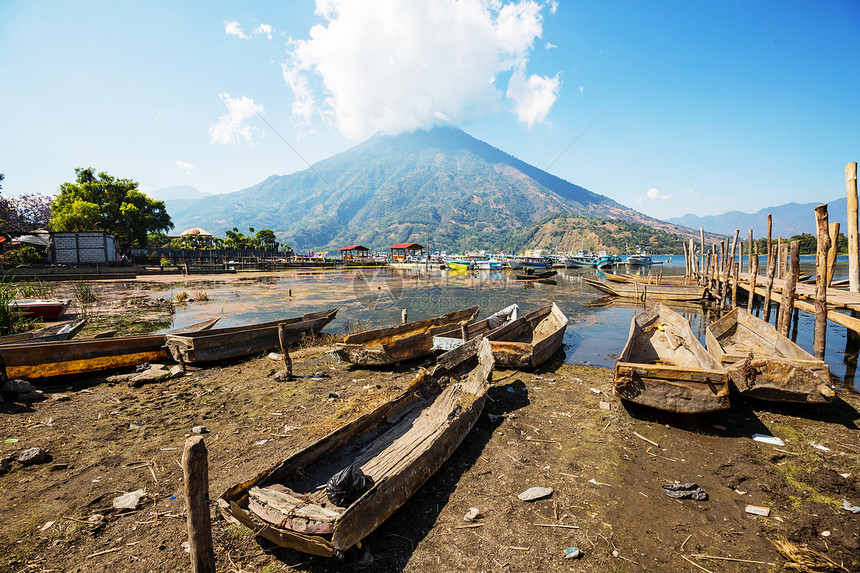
[51,168,173,247]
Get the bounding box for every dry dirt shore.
[1,345,858,573]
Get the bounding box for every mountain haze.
[669,198,846,238]
[166,127,717,252]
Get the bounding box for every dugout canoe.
[705,308,834,403]
[334,306,479,366]
[219,337,495,557]
[0,318,220,380]
[514,270,557,280]
[433,303,568,368]
[601,271,695,285]
[584,278,709,302]
[614,303,730,413]
[0,317,88,345]
[166,309,338,364]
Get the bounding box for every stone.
[2,379,35,393]
[464,507,481,521]
[0,457,10,475]
[17,391,45,402]
[129,367,172,387]
[105,373,136,383]
[518,486,553,502]
[52,393,71,402]
[18,447,47,466]
[191,426,209,434]
[169,365,184,378]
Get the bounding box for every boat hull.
[584,278,708,302]
[706,308,833,403]
[334,306,479,366]
[614,303,729,413]
[167,309,337,364]
[218,338,495,556]
[8,299,72,320]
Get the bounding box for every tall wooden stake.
[183,436,215,573]
[848,162,859,293]
[778,241,800,337]
[690,238,696,277]
[278,323,293,380]
[777,238,784,279]
[814,205,830,358]
[747,229,754,273]
[764,244,777,323]
[700,227,705,280]
[826,221,840,288]
[747,241,759,313]
[730,230,740,265]
[767,214,773,277]
[731,260,739,310]
[683,240,689,278]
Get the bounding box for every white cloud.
[506,65,560,127]
[175,160,196,175]
[208,93,264,146]
[545,41,556,50]
[225,20,249,39]
[685,187,699,197]
[255,24,273,39]
[283,0,560,139]
[646,187,672,201]
[578,85,584,96]
[549,1,558,14]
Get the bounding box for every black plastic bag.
[327,464,374,507]
[662,482,708,501]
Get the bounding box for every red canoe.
[8,299,73,320]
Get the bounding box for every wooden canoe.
[0,317,88,345]
[584,278,709,302]
[433,303,568,368]
[515,270,557,280]
[705,308,834,403]
[334,306,479,366]
[601,271,695,285]
[0,318,221,380]
[219,337,495,557]
[614,303,730,413]
[166,309,338,364]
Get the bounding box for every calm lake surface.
[134,255,859,393]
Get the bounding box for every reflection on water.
[89,258,859,393]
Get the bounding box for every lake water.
[138,255,859,393]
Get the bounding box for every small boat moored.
[8,299,72,320]
[219,337,495,557]
[0,317,88,345]
[706,308,834,403]
[614,303,729,413]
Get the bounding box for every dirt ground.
[1,335,859,573]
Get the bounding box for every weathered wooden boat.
[219,337,495,557]
[614,303,730,413]
[0,317,221,380]
[433,303,568,368]
[705,308,834,403]
[334,306,479,366]
[601,271,694,285]
[584,278,709,302]
[8,299,72,320]
[0,317,87,345]
[515,270,557,280]
[166,309,338,364]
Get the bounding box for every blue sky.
[0,0,857,220]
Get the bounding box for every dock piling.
[814,205,830,358]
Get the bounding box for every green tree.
[51,168,172,247]
[255,228,278,250]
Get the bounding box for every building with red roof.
[388,242,424,262]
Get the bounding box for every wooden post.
[721,257,731,310]
[778,241,800,337]
[777,238,784,279]
[460,321,469,342]
[182,436,215,573]
[747,241,759,313]
[682,241,689,277]
[766,214,773,275]
[747,230,754,273]
[731,260,739,310]
[278,323,293,380]
[847,162,859,293]
[764,244,777,323]
[699,227,705,281]
[705,251,712,288]
[730,230,739,265]
[814,205,830,359]
[826,221,839,288]
[401,309,408,325]
[689,238,695,277]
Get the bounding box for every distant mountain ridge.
[669,198,846,238]
[147,185,210,202]
[165,126,719,252]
